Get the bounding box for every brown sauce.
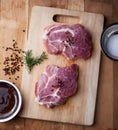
[0,82,16,114]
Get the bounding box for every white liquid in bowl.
[107,34,118,57]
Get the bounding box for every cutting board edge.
[32,5,104,18]
[19,114,94,126]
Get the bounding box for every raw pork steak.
[35,64,79,108]
[43,24,92,60]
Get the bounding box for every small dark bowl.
[100,23,118,61]
[0,80,22,122]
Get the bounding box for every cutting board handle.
[52,14,80,24]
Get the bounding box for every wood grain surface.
[0,0,118,130]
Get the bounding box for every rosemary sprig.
[24,50,47,72]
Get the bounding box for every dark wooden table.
[0,0,118,130]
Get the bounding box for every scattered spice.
[24,50,48,72]
[66,38,73,46]
[58,79,64,87]
[13,82,15,85]
[2,40,24,76]
[52,79,64,88]
[65,31,74,46]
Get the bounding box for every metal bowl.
[100,23,118,61]
[0,80,22,122]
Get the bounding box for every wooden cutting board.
[20,6,104,125]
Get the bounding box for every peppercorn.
[2,40,24,76]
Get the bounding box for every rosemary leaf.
[24,50,47,72]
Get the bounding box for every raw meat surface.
[35,64,79,108]
[43,24,92,60]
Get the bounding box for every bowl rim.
[100,22,118,61]
[0,80,22,122]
